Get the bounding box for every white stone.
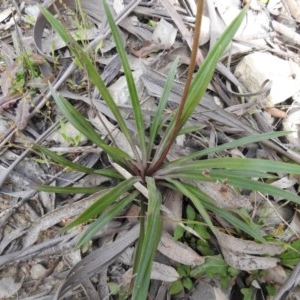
[234,52,300,106]
[152,19,177,48]
[30,264,47,280]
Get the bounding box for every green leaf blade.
[167,179,215,233]
[102,0,146,162]
[165,181,265,242]
[77,190,139,246]
[49,86,130,164]
[63,177,139,231]
[40,6,140,162]
[180,4,249,127]
[159,157,300,176]
[34,143,122,179]
[132,177,163,299]
[166,171,300,206]
[163,131,292,167]
[149,56,180,157]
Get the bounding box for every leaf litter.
[0,0,300,298]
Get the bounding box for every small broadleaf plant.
[34,1,300,298]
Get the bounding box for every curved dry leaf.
[16,98,31,130]
[216,230,284,256]
[88,111,138,159]
[262,266,287,285]
[195,181,252,210]
[222,250,279,271]
[158,232,204,266]
[288,214,300,237]
[282,0,300,22]
[215,230,284,271]
[0,227,28,255]
[163,190,183,234]
[55,225,139,299]
[152,18,177,48]
[23,190,108,248]
[39,188,55,213]
[159,0,203,63]
[119,17,152,41]
[0,277,23,298]
[122,262,179,284]
[0,7,15,23]
[150,262,179,282]
[272,20,300,46]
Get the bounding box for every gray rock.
[235,52,300,107]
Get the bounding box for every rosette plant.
[34,1,300,298]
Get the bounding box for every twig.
[148,0,204,174]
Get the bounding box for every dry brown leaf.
[122,262,179,284]
[286,213,300,238]
[282,0,300,22]
[0,7,15,23]
[55,225,139,299]
[261,266,287,285]
[23,190,109,248]
[222,250,279,271]
[88,110,139,159]
[195,181,252,210]
[159,0,203,63]
[272,20,300,45]
[163,190,183,234]
[216,230,284,256]
[215,230,284,271]
[152,18,177,48]
[15,98,31,130]
[158,232,204,266]
[131,41,166,58]
[0,276,23,298]
[0,62,22,96]
[150,262,179,282]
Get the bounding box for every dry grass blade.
[55,225,140,299]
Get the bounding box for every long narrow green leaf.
[77,190,139,247]
[102,0,146,163]
[173,182,265,242]
[49,86,130,164]
[178,124,205,135]
[167,179,215,233]
[151,112,177,164]
[63,177,139,231]
[211,174,300,205]
[131,201,146,289]
[210,169,277,179]
[132,177,163,299]
[34,143,122,179]
[40,7,140,161]
[167,172,300,205]
[33,185,105,194]
[162,131,291,167]
[158,157,300,176]
[180,4,249,127]
[148,56,179,158]
[159,169,277,181]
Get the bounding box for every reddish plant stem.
[148,0,204,175]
